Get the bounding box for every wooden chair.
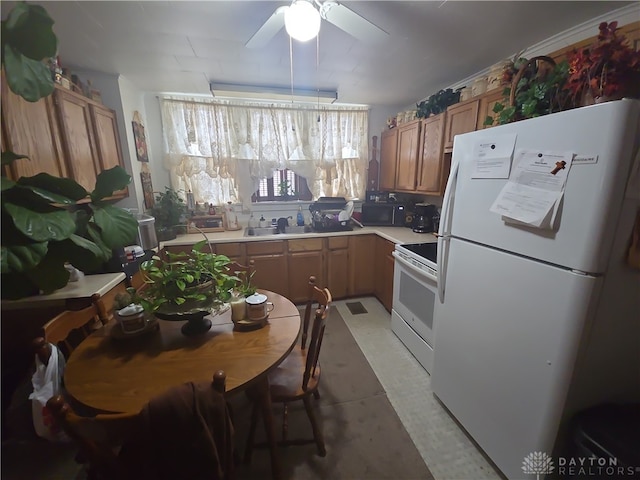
[245,276,332,461]
[47,371,232,480]
[32,293,107,363]
[227,259,255,286]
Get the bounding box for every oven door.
[391,251,437,372]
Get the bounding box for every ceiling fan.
[246,0,389,48]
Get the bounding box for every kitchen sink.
[243,225,314,237]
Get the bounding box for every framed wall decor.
[132,111,149,163]
[140,164,155,210]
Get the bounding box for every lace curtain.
[160,98,369,208]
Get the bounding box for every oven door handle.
[392,251,437,283]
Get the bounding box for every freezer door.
[446,99,639,273]
[432,238,600,480]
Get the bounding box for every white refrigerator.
[432,99,640,480]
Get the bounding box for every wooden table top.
[64,290,301,413]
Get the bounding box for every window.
[160,98,368,209]
[253,169,312,202]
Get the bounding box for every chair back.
[227,259,255,288]
[47,370,229,480]
[33,293,106,363]
[301,276,332,349]
[302,305,330,392]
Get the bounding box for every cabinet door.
[54,88,100,191]
[349,235,376,296]
[247,241,288,296]
[89,104,127,196]
[444,98,479,151]
[250,254,289,298]
[288,251,324,303]
[476,89,507,130]
[1,78,67,180]
[327,238,349,300]
[416,114,446,195]
[379,128,398,190]
[374,237,395,312]
[287,239,324,303]
[395,120,421,191]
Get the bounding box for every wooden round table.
[65,290,299,480]
[64,289,301,413]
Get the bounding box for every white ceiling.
[1,1,636,108]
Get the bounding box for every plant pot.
[155,309,212,336]
[156,226,177,242]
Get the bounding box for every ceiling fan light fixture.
[285,0,321,42]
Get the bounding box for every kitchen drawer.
[216,242,243,257]
[246,240,285,255]
[327,236,349,249]
[288,238,323,252]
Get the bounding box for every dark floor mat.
[346,301,368,315]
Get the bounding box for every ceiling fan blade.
[320,1,388,43]
[245,6,288,49]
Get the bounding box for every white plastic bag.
[28,343,69,442]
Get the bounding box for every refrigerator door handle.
[439,157,459,238]
[437,158,459,303]
[437,234,450,303]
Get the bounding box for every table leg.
[256,376,281,480]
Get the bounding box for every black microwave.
[361,203,407,226]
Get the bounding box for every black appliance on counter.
[412,203,439,233]
[361,202,407,227]
[309,197,353,232]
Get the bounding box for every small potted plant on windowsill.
[566,21,640,106]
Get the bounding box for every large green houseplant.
[1,2,138,299]
[132,240,238,335]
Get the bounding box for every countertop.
[161,226,438,248]
[1,272,126,309]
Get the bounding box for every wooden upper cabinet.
[444,98,479,151]
[395,119,421,191]
[2,76,127,199]
[54,88,100,191]
[477,88,507,130]
[416,113,446,194]
[379,127,398,190]
[89,104,128,196]
[1,78,67,180]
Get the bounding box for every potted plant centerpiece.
[133,240,237,335]
[1,2,138,300]
[566,21,640,105]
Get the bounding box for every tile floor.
[335,296,504,480]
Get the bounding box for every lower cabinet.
[326,237,349,299]
[246,241,288,297]
[287,238,325,303]
[161,233,393,305]
[348,235,377,296]
[374,237,395,312]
